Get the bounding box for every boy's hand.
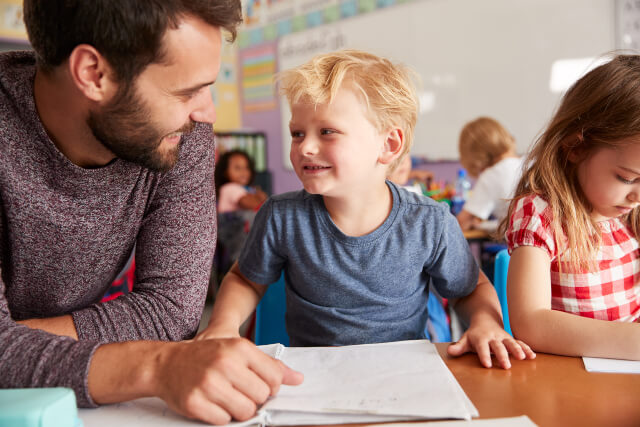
[446,320,536,369]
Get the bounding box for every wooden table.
[462,229,492,241]
[435,343,640,427]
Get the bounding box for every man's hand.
[89,337,303,425]
[194,323,241,341]
[154,338,303,424]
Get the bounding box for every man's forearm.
[17,314,78,339]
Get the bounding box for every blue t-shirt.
[238,181,479,346]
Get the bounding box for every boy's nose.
[299,136,319,155]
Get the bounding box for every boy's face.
[288,87,388,198]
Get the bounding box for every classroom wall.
[235,0,621,194]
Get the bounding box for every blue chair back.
[255,274,290,346]
[493,249,512,336]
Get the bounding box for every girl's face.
[576,141,640,221]
[226,154,252,186]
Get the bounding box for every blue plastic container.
[0,388,82,427]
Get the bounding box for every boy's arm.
[197,262,269,340]
[508,246,640,360]
[447,269,536,368]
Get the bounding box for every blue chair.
[425,291,451,342]
[254,274,290,346]
[493,249,512,336]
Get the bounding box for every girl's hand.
[446,320,536,369]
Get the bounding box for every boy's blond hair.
[276,49,419,172]
[458,117,515,178]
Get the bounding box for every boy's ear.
[379,128,404,165]
[67,44,118,103]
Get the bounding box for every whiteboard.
[277,0,615,162]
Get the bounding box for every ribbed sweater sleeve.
[72,124,216,342]
[0,51,216,407]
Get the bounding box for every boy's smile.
[288,86,388,199]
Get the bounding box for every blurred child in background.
[214,149,268,283]
[216,149,267,214]
[501,55,640,360]
[456,117,523,231]
[387,153,433,194]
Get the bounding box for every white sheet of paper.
[582,357,640,374]
[80,340,478,427]
[368,415,538,426]
[262,340,477,421]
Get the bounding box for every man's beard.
[87,86,195,172]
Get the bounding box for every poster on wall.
[212,41,242,131]
[617,0,640,50]
[241,44,278,113]
[243,0,339,29]
[0,0,27,41]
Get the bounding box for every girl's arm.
[447,270,536,368]
[238,188,268,210]
[196,262,269,340]
[456,209,481,231]
[509,246,640,360]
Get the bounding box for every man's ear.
[67,44,116,102]
[379,128,404,165]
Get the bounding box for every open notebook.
[80,340,477,427]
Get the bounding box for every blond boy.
[199,50,534,368]
[456,117,524,231]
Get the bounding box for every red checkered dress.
[506,194,640,322]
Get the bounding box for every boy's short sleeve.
[426,208,479,299]
[237,197,285,285]
[505,194,556,259]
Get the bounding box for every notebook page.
[262,340,477,421]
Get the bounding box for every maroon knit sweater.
[0,51,216,407]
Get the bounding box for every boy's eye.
[290,131,304,138]
[617,175,636,185]
[320,129,337,135]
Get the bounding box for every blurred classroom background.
[2,0,640,339]
[2,0,638,196]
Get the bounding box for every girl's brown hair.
[499,54,640,271]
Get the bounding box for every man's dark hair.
[23,0,242,84]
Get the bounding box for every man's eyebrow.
[620,165,640,176]
[171,80,215,97]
